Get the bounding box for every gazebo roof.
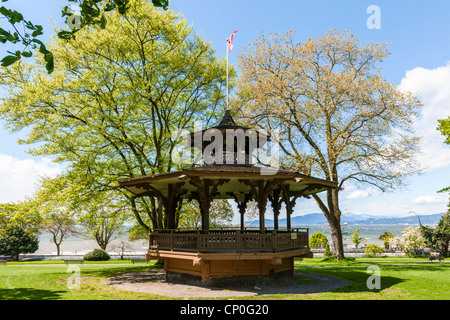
[117,164,337,199]
[188,110,269,152]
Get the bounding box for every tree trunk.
[327,214,345,260]
[313,188,345,260]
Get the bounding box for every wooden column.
[189,177,229,231]
[268,188,283,230]
[230,193,252,230]
[281,184,300,231]
[240,179,285,233]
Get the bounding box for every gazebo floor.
[146,248,312,278]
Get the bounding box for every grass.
[0,257,449,300]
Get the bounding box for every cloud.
[0,154,62,203]
[413,194,448,205]
[345,187,380,200]
[398,62,450,171]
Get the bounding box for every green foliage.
[309,231,328,248]
[0,0,168,73]
[83,248,111,261]
[0,0,231,235]
[420,211,450,257]
[365,244,384,257]
[351,228,366,249]
[378,231,396,249]
[324,242,333,257]
[0,225,39,260]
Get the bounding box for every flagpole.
[226,38,229,111]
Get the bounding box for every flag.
[227,30,238,53]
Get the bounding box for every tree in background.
[236,30,422,259]
[178,200,234,230]
[399,226,425,255]
[0,0,231,236]
[41,213,79,256]
[420,211,450,257]
[351,228,366,249]
[437,113,450,210]
[0,225,39,260]
[309,231,329,248]
[378,231,396,250]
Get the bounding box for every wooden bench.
[64,259,84,265]
[130,259,148,264]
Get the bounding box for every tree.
[235,30,422,259]
[0,201,42,234]
[42,213,80,256]
[420,211,450,257]
[437,113,450,207]
[0,0,169,73]
[389,236,401,251]
[400,226,425,254]
[110,240,134,260]
[76,192,130,250]
[309,231,329,248]
[178,199,234,229]
[351,228,366,249]
[378,231,395,250]
[0,0,231,235]
[0,225,39,260]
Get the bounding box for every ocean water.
[34,233,148,255]
[304,224,412,247]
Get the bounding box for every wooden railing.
[149,228,309,253]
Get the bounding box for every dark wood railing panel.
[149,228,309,253]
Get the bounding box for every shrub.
[365,244,384,257]
[0,226,39,261]
[83,249,110,261]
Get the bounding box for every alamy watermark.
[366,265,381,290]
[367,5,381,30]
[66,265,81,290]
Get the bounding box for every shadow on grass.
[297,266,405,294]
[0,288,65,300]
[80,264,162,279]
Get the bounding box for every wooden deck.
[148,228,309,254]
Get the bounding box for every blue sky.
[1,1,449,219]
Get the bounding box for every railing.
[149,228,309,253]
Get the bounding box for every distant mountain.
[245,212,445,227]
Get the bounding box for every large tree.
[235,30,422,259]
[0,0,169,73]
[0,0,231,234]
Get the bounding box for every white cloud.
[398,62,450,171]
[345,188,380,200]
[0,154,62,203]
[413,194,448,205]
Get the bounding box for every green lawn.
[0,258,448,300]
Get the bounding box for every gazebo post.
[189,177,229,232]
[269,188,282,230]
[230,193,252,230]
[240,179,284,233]
[281,185,300,231]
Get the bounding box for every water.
[34,232,148,255]
[299,224,412,248]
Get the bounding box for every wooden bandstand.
[118,110,337,280]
